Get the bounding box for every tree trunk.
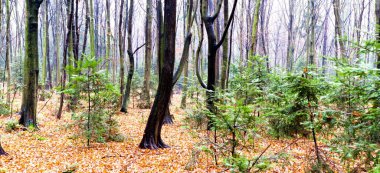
[308,0,316,65]
[0,141,7,156]
[139,0,176,149]
[119,0,125,101]
[20,0,44,127]
[82,0,89,59]
[250,0,261,57]
[5,0,11,104]
[142,0,153,108]
[105,0,111,73]
[333,0,346,58]
[56,0,74,119]
[375,0,380,109]
[200,0,237,130]
[286,0,294,72]
[120,0,134,113]
[220,0,228,89]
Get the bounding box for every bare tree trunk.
[20,0,44,127]
[56,0,74,119]
[121,0,135,113]
[286,0,295,72]
[119,0,126,102]
[106,0,111,73]
[142,0,153,108]
[333,0,346,58]
[5,0,11,104]
[139,0,177,149]
[307,0,316,65]
[250,0,261,57]
[220,0,228,89]
[200,0,238,129]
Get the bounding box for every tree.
[119,0,126,100]
[56,0,74,119]
[19,0,44,127]
[220,0,228,89]
[286,0,295,72]
[5,0,10,105]
[333,0,346,58]
[250,0,261,56]
[139,0,176,149]
[42,0,52,90]
[142,0,153,108]
[121,0,146,113]
[197,0,237,129]
[106,0,111,74]
[307,0,316,65]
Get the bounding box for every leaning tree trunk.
[139,0,176,149]
[20,0,44,127]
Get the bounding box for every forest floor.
[0,94,344,172]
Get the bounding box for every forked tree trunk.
[119,0,126,101]
[198,0,237,130]
[20,0,44,127]
[139,0,176,149]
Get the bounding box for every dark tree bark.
[199,0,238,130]
[56,0,74,119]
[139,0,176,149]
[121,0,135,113]
[82,0,90,59]
[0,141,7,156]
[19,0,44,127]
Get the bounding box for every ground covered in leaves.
[0,94,343,172]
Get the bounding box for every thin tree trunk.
[119,0,126,101]
[286,0,295,72]
[142,0,153,108]
[56,0,74,119]
[220,0,228,89]
[106,0,111,73]
[333,0,346,58]
[120,0,135,113]
[5,0,11,104]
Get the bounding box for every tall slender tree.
[139,0,176,149]
[19,0,44,127]
[220,0,228,89]
[119,0,126,100]
[5,0,11,104]
[197,0,238,129]
[142,0,153,108]
[333,0,346,58]
[106,0,111,73]
[286,0,295,71]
